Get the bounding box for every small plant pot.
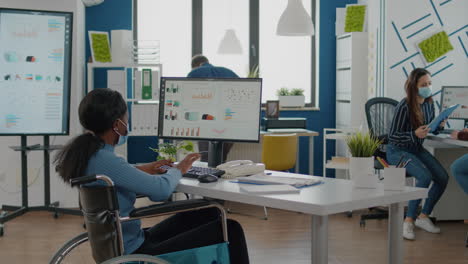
[349,157,377,188]
[278,95,305,107]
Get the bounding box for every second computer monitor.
[440,86,468,120]
[158,77,262,143]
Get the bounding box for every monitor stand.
[208,141,223,168]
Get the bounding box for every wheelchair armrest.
[129,199,218,218]
[70,175,97,187]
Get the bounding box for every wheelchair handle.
[70,175,114,187]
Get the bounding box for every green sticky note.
[142,69,152,99]
[344,5,366,32]
[418,31,454,63]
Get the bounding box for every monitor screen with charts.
[158,77,262,142]
[440,86,468,120]
[0,8,73,135]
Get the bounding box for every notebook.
[239,184,301,194]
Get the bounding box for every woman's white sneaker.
[415,217,440,233]
[403,221,415,240]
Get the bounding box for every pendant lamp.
[277,0,314,36]
[217,29,243,54]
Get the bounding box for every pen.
[403,159,412,168]
[377,157,389,168]
[396,155,405,168]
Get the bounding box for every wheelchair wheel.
[101,254,170,264]
[49,232,93,264]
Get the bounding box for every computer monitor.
[0,8,73,135]
[158,77,262,167]
[440,86,468,127]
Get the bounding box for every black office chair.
[49,175,230,264]
[360,97,399,227]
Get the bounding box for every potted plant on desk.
[150,141,195,162]
[277,87,305,107]
[345,132,382,188]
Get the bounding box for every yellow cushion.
[261,134,298,171]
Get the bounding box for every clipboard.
[427,104,460,132]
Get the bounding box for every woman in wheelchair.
[54,88,249,263]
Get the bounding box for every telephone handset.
[216,160,265,179]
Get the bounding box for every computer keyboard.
[183,166,225,179]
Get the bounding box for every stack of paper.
[239,184,300,194]
[236,173,321,188]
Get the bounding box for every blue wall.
[85,0,357,176]
[85,0,132,62]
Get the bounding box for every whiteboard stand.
[0,136,82,237]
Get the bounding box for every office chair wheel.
[49,232,90,264]
[101,254,169,264]
[360,219,366,227]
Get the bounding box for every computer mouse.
[197,174,218,183]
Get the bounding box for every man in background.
[187,55,238,163]
[188,54,238,78]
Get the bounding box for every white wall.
[0,0,85,208]
[367,0,468,104]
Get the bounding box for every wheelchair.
[49,174,229,264]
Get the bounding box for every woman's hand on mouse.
[175,153,201,174]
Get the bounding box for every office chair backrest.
[365,97,399,169]
[262,133,298,171]
[79,183,123,263]
[365,97,398,142]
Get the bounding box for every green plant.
[289,88,304,96]
[276,87,290,96]
[247,64,260,78]
[345,132,382,157]
[149,141,195,162]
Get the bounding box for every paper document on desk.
[236,173,321,187]
[239,184,300,194]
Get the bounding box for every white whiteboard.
[385,0,468,106]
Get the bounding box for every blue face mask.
[418,86,432,99]
[114,119,129,146]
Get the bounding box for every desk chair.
[261,133,298,219]
[360,97,399,227]
[50,175,230,264]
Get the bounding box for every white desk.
[228,129,319,175]
[427,134,468,147]
[176,171,428,264]
[426,134,468,220]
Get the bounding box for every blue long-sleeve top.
[85,144,182,254]
[388,99,442,150]
[187,63,239,78]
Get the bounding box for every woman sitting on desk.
[54,88,249,263]
[450,129,468,194]
[387,68,449,241]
